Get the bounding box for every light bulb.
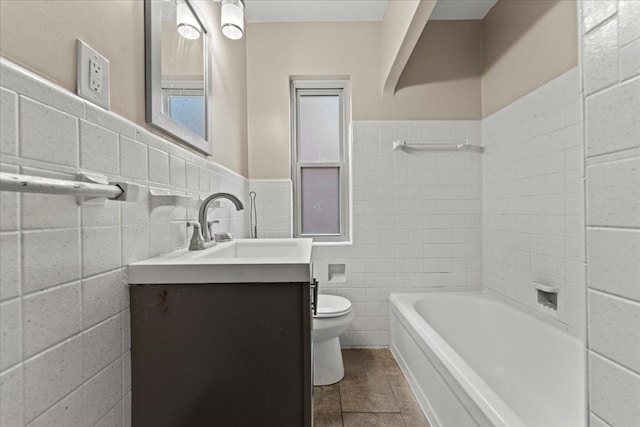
[177,1,201,40]
[221,0,244,40]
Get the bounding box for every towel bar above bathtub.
[392,138,484,153]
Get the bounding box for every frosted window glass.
[168,96,205,138]
[298,95,340,162]
[301,168,340,234]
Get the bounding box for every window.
[162,81,205,138]
[291,81,350,242]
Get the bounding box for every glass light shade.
[176,2,201,40]
[221,1,244,40]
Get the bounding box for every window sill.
[312,240,353,247]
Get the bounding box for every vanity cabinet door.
[130,282,312,427]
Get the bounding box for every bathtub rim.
[391,291,533,427]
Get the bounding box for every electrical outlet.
[89,59,102,93]
[77,39,110,109]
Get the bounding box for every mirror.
[145,0,213,154]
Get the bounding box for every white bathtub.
[390,292,585,427]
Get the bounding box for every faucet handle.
[186,222,205,250]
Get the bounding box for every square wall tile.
[0,366,23,427]
[122,393,132,427]
[27,388,83,427]
[148,147,169,185]
[120,136,148,180]
[620,38,640,81]
[24,336,83,422]
[83,359,123,426]
[0,232,20,300]
[583,13,618,95]
[586,78,640,157]
[619,0,640,46]
[583,0,616,33]
[589,413,612,427]
[86,103,136,139]
[95,401,123,427]
[0,87,18,155]
[169,155,186,188]
[186,162,199,190]
[82,200,120,228]
[588,228,640,301]
[198,167,209,192]
[0,298,21,370]
[121,187,150,226]
[588,290,640,373]
[0,164,19,232]
[21,168,80,230]
[121,223,150,265]
[1,60,85,117]
[20,97,78,167]
[587,157,640,228]
[22,229,81,293]
[82,226,121,277]
[79,120,119,175]
[22,282,82,358]
[83,315,123,380]
[589,351,640,427]
[82,270,125,328]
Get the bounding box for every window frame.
[290,80,351,243]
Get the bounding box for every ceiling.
[430,0,497,20]
[244,1,388,23]
[244,0,497,23]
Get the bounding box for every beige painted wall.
[381,0,436,95]
[161,22,204,81]
[481,0,578,117]
[246,21,483,179]
[0,0,248,176]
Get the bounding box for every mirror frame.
[144,0,214,155]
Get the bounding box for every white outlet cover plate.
[77,39,110,110]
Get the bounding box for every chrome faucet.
[197,192,244,243]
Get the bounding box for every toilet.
[313,294,354,386]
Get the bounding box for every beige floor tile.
[314,349,430,427]
[343,412,406,427]
[314,384,343,427]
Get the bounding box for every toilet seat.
[315,295,352,318]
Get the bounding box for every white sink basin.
[191,239,308,260]
[128,238,313,284]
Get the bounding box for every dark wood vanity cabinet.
[129,282,313,427]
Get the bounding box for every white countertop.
[128,238,313,284]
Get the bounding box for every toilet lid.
[315,295,352,318]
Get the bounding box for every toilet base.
[313,336,345,386]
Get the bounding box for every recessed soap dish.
[534,281,559,311]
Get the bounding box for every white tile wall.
[247,180,292,238]
[589,352,640,427]
[0,58,249,426]
[587,157,640,227]
[585,78,640,156]
[587,228,640,301]
[482,68,586,339]
[588,291,640,373]
[253,120,483,347]
[581,1,640,425]
[27,388,83,427]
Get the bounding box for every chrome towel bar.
[392,138,484,153]
[0,171,141,205]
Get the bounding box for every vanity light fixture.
[220,0,245,40]
[176,0,201,40]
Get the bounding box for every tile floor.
[314,349,431,427]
